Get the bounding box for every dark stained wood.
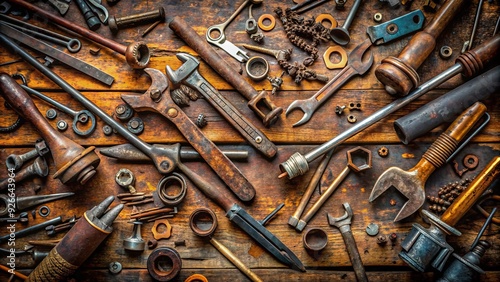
[0,0,499,281]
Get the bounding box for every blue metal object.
[366,10,425,45]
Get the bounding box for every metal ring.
[157,172,187,206]
[347,115,357,123]
[373,13,382,22]
[258,14,276,31]
[245,56,269,81]
[440,46,453,59]
[303,228,328,252]
[72,110,97,137]
[463,154,479,170]
[147,247,182,281]
[38,205,50,217]
[315,14,337,29]
[189,208,218,237]
[184,274,209,282]
[323,46,348,69]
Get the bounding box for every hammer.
[369,102,487,222]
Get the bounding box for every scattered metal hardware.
[366,223,379,236]
[335,0,347,9]
[109,7,165,33]
[347,115,357,123]
[31,210,37,219]
[328,203,368,282]
[0,211,28,223]
[189,208,263,282]
[440,46,453,59]
[45,216,78,236]
[153,173,187,207]
[378,146,389,157]
[295,147,372,231]
[115,168,137,194]
[290,0,332,14]
[246,4,264,43]
[246,56,269,81]
[100,143,249,163]
[374,13,383,22]
[315,13,337,29]
[267,71,285,95]
[348,102,361,111]
[147,247,182,281]
[38,206,50,217]
[366,10,425,45]
[423,0,438,11]
[0,24,114,85]
[0,192,73,216]
[45,0,70,15]
[258,14,275,31]
[119,193,153,206]
[28,196,123,280]
[335,105,346,115]
[124,221,145,251]
[103,125,113,135]
[196,113,207,128]
[130,207,177,222]
[46,109,57,120]
[323,45,347,69]
[453,160,468,177]
[74,0,101,30]
[389,233,397,243]
[303,228,328,259]
[377,235,387,245]
[115,103,134,121]
[463,154,479,169]
[399,156,499,272]
[148,239,158,249]
[432,178,472,211]
[375,0,466,96]
[329,0,363,45]
[0,14,81,53]
[89,48,101,55]
[152,219,172,240]
[170,17,283,126]
[127,117,144,135]
[0,156,49,191]
[6,139,49,170]
[166,53,277,158]
[278,36,500,179]
[439,240,490,282]
[21,84,97,136]
[185,274,209,282]
[56,120,67,131]
[205,0,255,62]
[0,216,62,243]
[8,0,150,69]
[170,84,200,106]
[109,262,122,274]
[370,103,486,222]
[286,39,373,127]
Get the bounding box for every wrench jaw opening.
[285,100,313,127]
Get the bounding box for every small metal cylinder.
[74,0,101,31]
[394,65,500,144]
[109,7,165,33]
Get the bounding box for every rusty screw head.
[346,146,372,172]
[389,233,397,242]
[150,88,162,101]
[115,168,135,187]
[378,146,389,157]
[377,235,387,245]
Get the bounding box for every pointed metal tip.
[100,203,124,226]
[93,195,116,218]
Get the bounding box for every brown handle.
[441,156,500,226]
[457,34,500,77]
[375,0,466,95]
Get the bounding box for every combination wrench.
[206,0,262,62]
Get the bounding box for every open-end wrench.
[16,78,96,137]
[286,39,373,127]
[206,0,262,62]
[327,203,368,282]
[166,53,277,158]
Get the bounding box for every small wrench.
[15,76,96,137]
[286,39,373,127]
[327,203,368,282]
[206,0,262,62]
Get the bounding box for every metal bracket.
[366,9,425,45]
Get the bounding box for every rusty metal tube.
[394,65,500,144]
[27,196,123,282]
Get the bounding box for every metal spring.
[422,133,458,168]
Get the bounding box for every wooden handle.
[457,34,500,77]
[441,156,500,226]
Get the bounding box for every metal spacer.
[127,117,144,135]
[374,13,383,22]
[109,261,122,274]
[46,108,57,120]
[38,206,51,217]
[56,120,68,131]
[440,46,453,59]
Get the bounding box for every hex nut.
[347,115,357,123]
[378,146,389,157]
[440,46,453,59]
[46,108,57,120]
[346,146,372,172]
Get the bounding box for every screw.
[115,104,134,121]
[108,261,122,274]
[6,140,49,170]
[149,88,162,101]
[103,125,113,136]
[56,120,68,131]
[335,105,346,115]
[127,117,144,135]
[46,108,57,120]
[109,7,165,33]
[366,223,379,236]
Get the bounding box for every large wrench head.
[348,39,374,75]
[285,99,315,127]
[369,167,425,222]
[166,53,200,85]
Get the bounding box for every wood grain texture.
[0,0,499,281]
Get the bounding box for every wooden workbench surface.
[0,0,499,281]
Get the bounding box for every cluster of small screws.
[427,178,473,214]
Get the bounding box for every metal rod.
[467,0,484,51]
[470,207,497,251]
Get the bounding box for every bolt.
[115,103,133,121]
[127,117,144,135]
[46,108,57,120]
[150,88,162,101]
[57,120,68,131]
[103,125,113,136]
[335,105,346,115]
[109,7,165,33]
[108,261,123,274]
[196,113,207,128]
[366,223,379,236]
[6,140,49,170]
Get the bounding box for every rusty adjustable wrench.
[369,102,487,222]
[121,68,255,202]
[166,53,277,158]
[286,39,373,127]
[327,203,368,282]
